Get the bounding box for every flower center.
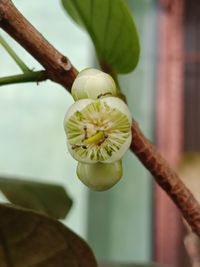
[84,131,105,144]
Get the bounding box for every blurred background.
[0,0,199,267]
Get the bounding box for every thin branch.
[0,33,30,73]
[0,0,78,89]
[0,70,47,86]
[1,0,200,237]
[131,120,200,236]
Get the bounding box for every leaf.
[99,263,168,267]
[0,204,97,267]
[0,176,72,219]
[61,0,140,74]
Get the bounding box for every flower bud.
[77,160,123,191]
[71,68,117,100]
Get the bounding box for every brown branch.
[131,120,200,236]
[1,0,200,236]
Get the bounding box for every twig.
[0,33,30,73]
[1,0,200,236]
[0,70,47,86]
[0,0,78,89]
[131,120,200,236]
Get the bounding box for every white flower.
[64,97,132,163]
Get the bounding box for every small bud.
[77,160,123,191]
[71,68,117,100]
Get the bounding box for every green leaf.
[0,204,97,267]
[61,0,140,74]
[0,176,72,219]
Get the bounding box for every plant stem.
[0,70,47,86]
[131,120,200,236]
[0,0,78,89]
[100,62,127,102]
[0,34,30,73]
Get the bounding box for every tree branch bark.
[1,0,200,236]
[131,120,200,236]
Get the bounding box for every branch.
[0,0,78,89]
[0,70,47,86]
[131,120,200,236]
[1,0,200,236]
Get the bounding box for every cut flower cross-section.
[64,97,132,163]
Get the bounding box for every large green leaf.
[0,176,72,219]
[0,204,97,267]
[61,0,140,74]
